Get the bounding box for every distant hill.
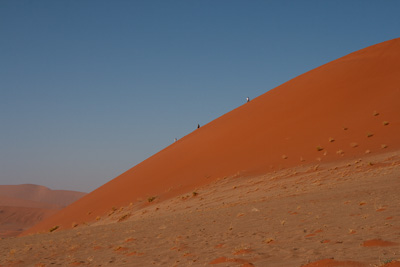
[0,184,86,237]
[0,184,86,208]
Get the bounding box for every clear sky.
[1,1,399,192]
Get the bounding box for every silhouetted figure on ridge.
[246,97,250,102]
[197,124,200,129]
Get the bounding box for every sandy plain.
[1,150,399,267]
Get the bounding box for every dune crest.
[23,37,400,235]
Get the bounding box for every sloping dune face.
[24,38,400,235]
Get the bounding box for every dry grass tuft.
[118,213,131,222]
[108,207,117,217]
[49,225,59,233]
[264,238,275,244]
[350,142,358,148]
[148,196,157,203]
[316,146,324,151]
[383,121,389,126]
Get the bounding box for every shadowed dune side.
[23,37,400,235]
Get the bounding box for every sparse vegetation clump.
[383,121,389,126]
[328,137,335,142]
[108,206,118,217]
[316,146,324,151]
[382,259,393,265]
[264,238,275,244]
[350,142,358,148]
[148,196,156,203]
[192,191,199,197]
[373,111,380,116]
[366,132,374,138]
[118,213,131,222]
[49,225,59,233]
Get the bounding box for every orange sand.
[23,38,400,238]
[1,151,399,266]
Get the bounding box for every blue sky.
[1,1,399,192]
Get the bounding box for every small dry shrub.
[49,225,59,232]
[118,213,131,222]
[350,142,358,148]
[148,196,156,203]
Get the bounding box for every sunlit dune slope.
[24,38,400,235]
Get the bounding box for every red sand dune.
[23,38,400,235]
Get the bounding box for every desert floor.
[1,150,399,267]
